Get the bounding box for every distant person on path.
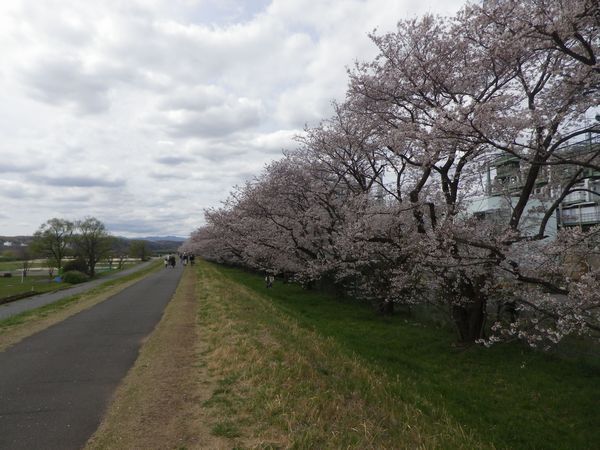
[169,255,176,268]
[190,254,195,266]
[265,273,274,288]
[164,256,169,269]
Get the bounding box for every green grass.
[0,260,46,272]
[195,262,479,448]
[0,260,147,301]
[0,260,162,330]
[211,421,242,438]
[0,276,71,300]
[215,264,600,450]
[0,259,141,274]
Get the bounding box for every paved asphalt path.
[0,260,157,321]
[0,264,184,449]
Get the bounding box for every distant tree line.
[30,217,151,277]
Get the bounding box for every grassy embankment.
[89,260,482,449]
[200,265,600,449]
[84,260,599,449]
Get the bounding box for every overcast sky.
[0,0,464,238]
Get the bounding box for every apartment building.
[488,134,600,233]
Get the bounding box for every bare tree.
[30,218,74,271]
[73,217,112,277]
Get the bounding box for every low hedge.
[63,259,89,274]
[62,270,89,284]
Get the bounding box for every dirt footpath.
[85,266,227,449]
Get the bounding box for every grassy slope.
[215,263,599,450]
[193,261,486,449]
[85,262,479,449]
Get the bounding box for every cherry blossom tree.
[470,0,599,74]
[340,0,600,343]
[185,0,600,346]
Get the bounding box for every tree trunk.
[451,296,486,343]
[377,299,395,316]
[446,276,487,343]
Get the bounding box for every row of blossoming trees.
[183,0,600,346]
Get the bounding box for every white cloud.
[159,93,264,138]
[38,174,126,188]
[0,0,465,237]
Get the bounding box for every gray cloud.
[106,211,191,236]
[0,161,45,173]
[48,193,92,203]
[106,220,164,235]
[22,57,114,114]
[0,180,40,199]
[148,171,180,180]
[160,85,228,111]
[161,97,263,138]
[0,189,33,200]
[195,147,249,162]
[39,175,126,188]
[155,155,195,165]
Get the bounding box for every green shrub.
[63,259,88,274]
[62,270,89,284]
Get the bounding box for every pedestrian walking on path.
[265,273,274,288]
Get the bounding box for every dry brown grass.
[86,266,229,449]
[84,260,487,449]
[195,262,487,449]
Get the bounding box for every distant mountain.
[0,235,185,256]
[113,236,185,253]
[140,236,186,242]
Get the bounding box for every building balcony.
[562,191,589,204]
[560,210,600,226]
